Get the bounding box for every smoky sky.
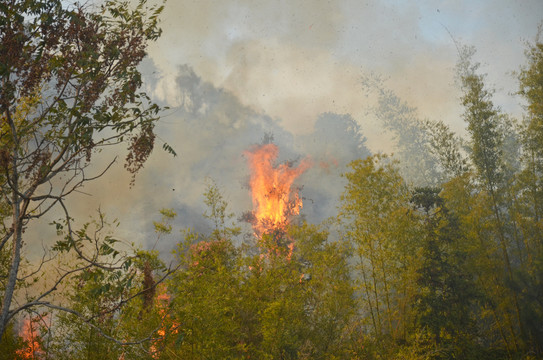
[147,0,542,139]
[140,64,371,253]
[29,0,543,258]
[48,61,370,257]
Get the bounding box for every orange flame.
[150,285,178,359]
[16,315,45,359]
[245,143,311,236]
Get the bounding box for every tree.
[518,30,543,213]
[166,183,242,359]
[0,322,25,359]
[233,222,355,360]
[457,45,525,352]
[516,30,543,356]
[47,245,166,360]
[0,0,168,341]
[286,223,355,359]
[160,182,355,359]
[365,77,443,186]
[338,154,419,353]
[423,119,469,180]
[411,187,477,358]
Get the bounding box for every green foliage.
[153,208,177,235]
[411,187,478,357]
[516,30,543,356]
[156,184,355,359]
[454,45,536,356]
[203,179,241,241]
[0,323,24,360]
[423,119,469,180]
[168,237,241,359]
[0,0,168,343]
[339,154,418,343]
[44,214,166,359]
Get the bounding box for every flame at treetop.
[245,143,311,236]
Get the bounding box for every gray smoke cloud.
[28,0,543,259]
[54,61,370,257]
[146,0,542,138]
[136,63,370,253]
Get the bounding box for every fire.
[150,285,178,359]
[16,315,45,359]
[245,143,311,236]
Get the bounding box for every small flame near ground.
[244,143,311,237]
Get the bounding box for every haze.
[33,0,543,256]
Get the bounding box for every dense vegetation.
[2,0,543,358]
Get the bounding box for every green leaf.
[162,142,177,157]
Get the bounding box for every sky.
[31,0,543,258]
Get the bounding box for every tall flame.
[16,315,44,359]
[245,143,311,236]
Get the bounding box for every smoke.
[146,0,542,137]
[130,64,371,253]
[26,0,543,258]
[32,61,370,258]
[298,113,370,222]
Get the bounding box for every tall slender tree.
[411,187,477,357]
[339,155,418,352]
[457,46,524,350]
